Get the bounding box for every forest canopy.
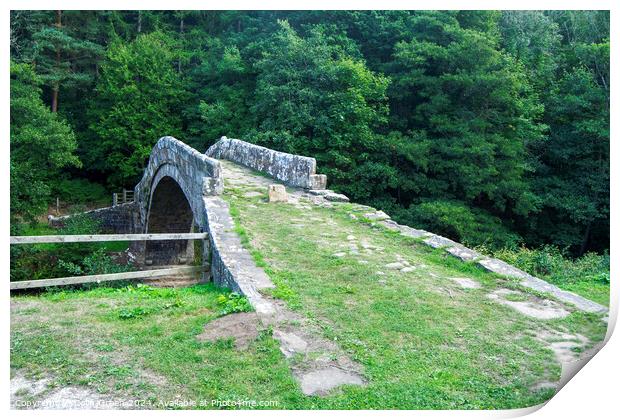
[10,10,609,256]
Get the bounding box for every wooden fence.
[112,189,134,206]
[10,233,209,291]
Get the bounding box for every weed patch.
[217,292,252,315]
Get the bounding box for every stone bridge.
[132,135,328,265]
[47,134,607,395]
[49,136,330,315]
[49,134,607,316]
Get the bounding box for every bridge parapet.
[206,136,327,189]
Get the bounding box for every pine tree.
[30,10,103,112]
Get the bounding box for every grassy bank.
[11,284,297,409]
[218,182,607,408]
[488,247,610,306]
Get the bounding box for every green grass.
[11,284,299,408]
[10,163,609,409]
[215,172,607,409]
[559,281,609,306]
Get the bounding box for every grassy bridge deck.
[10,160,607,409]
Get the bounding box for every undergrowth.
[483,245,610,305]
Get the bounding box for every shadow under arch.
[144,175,196,265]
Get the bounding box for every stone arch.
[130,136,224,266]
[146,162,201,228]
[134,137,223,231]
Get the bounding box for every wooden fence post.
[201,236,211,283]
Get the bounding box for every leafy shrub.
[398,199,522,250]
[52,178,109,204]
[60,212,102,234]
[59,248,132,276]
[49,214,103,273]
[491,245,610,286]
[116,300,185,320]
[118,306,151,319]
[216,292,252,315]
[11,214,132,283]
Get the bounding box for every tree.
[29,10,103,112]
[87,32,185,187]
[8,10,610,254]
[10,62,80,223]
[532,69,609,253]
[183,37,256,149]
[250,21,390,199]
[499,11,561,90]
[529,11,610,254]
[388,12,545,236]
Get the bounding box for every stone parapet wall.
[48,202,138,234]
[375,216,607,314]
[206,136,327,189]
[202,195,276,317]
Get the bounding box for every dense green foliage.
[10,10,609,257]
[86,32,185,185]
[52,178,109,205]
[10,62,80,225]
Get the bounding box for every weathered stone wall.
[129,136,223,266]
[202,195,276,317]
[134,136,224,234]
[48,202,138,234]
[375,216,607,314]
[206,136,327,189]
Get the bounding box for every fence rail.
[10,233,209,245]
[10,266,207,290]
[10,233,209,291]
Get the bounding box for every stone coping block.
[268,184,288,203]
[371,209,607,315]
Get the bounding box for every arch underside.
[145,176,195,265]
